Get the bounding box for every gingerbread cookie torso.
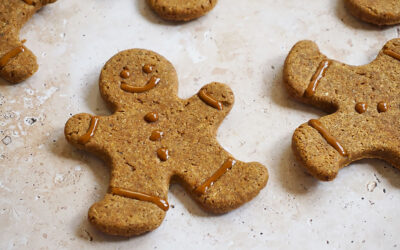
[284,39,400,181]
[0,0,57,83]
[146,0,218,21]
[65,49,268,236]
[345,0,400,25]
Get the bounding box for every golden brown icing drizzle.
[120,69,130,79]
[198,89,223,110]
[383,49,400,61]
[121,76,160,93]
[150,130,164,141]
[304,60,331,98]
[377,102,388,113]
[308,119,347,157]
[0,45,26,69]
[22,0,34,5]
[157,148,169,161]
[111,187,169,211]
[78,116,99,145]
[144,112,159,123]
[143,64,153,74]
[355,102,367,114]
[194,158,236,195]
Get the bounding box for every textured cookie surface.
[147,0,217,21]
[345,0,400,25]
[0,0,57,83]
[65,49,268,236]
[284,39,400,181]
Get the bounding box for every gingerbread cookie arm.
[185,82,235,128]
[64,114,108,158]
[284,40,344,113]
[0,40,38,83]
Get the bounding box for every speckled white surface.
[1,0,400,249]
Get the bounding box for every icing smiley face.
[65,49,268,236]
[284,39,400,181]
[0,0,57,83]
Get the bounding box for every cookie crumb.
[367,181,377,192]
[24,117,37,125]
[2,136,11,145]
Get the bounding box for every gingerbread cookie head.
[65,49,268,236]
[0,0,57,83]
[284,39,400,181]
[146,0,218,22]
[99,49,179,111]
[345,0,400,25]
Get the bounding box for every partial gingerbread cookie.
[0,0,57,83]
[65,49,268,236]
[284,39,400,181]
[345,0,400,25]
[147,0,217,21]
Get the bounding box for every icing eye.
[143,64,153,74]
[120,69,130,79]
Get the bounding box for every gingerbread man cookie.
[0,0,57,83]
[147,0,217,22]
[345,0,400,25]
[284,39,400,181]
[65,49,268,236]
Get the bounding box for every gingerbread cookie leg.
[89,165,171,236]
[0,0,57,83]
[292,116,349,181]
[89,193,167,237]
[178,154,268,214]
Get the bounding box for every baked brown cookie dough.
[65,49,268,236]
[345,0,400,25]
[146,0,218,22]
[0,0,57,84]
[284,39,400,181]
